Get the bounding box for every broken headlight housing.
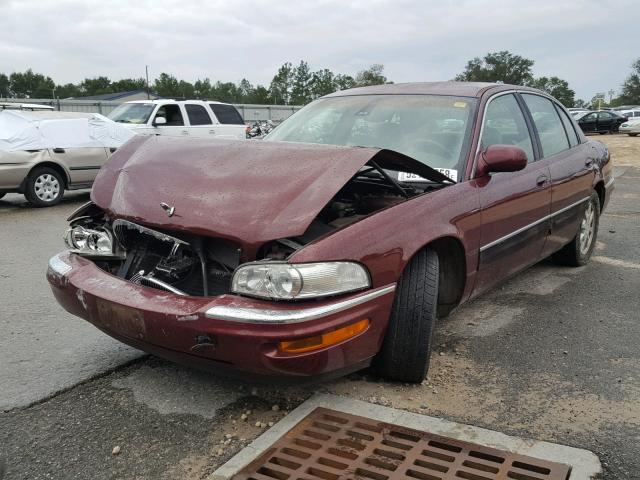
[231,262,371,300]
[64,226,115,255]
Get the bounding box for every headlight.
[64,226,114,255]
[232,262,371,300]
[621,123,629,127]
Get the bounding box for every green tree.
[355,64,387,87]
[177,80,195,99]
[310,68,335,98]
[80,76,112,96]
[111,78,146,92]
[194,78,212,99]
[237,78,254,102]
[211,81,240,103]
[0,73,9,97]
[9,69,56,98]
[269,62,293,104]
[334,73,356,91]
[153,73,180,97]
[456,51,534,85]
[528,76,575,107]
[573,98,589,108]
[247,85,270,104]
[56,83,82,98]
[615,58,640,105]
[290,60,313,105]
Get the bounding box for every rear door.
[597,111,614,132]
[520,94,595,257]
[52,147,108,185]
[208,103,247,139]
[473,92,552,295]
[184,103,216,138]
[579,112,597,133]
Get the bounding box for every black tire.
[373,248,439,383]
[553,193,600,267]
[630,133,638,137]
[24,167,65,207]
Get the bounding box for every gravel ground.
[0,134,638,479]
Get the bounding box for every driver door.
[472,93,552,296]
[152,104,189,137]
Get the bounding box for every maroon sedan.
[47,82,614,383]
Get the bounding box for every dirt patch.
[593,133,640,168]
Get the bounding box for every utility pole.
[145,65,150,100]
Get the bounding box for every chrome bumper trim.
[205,284,396,324]
[605,176,615,189]
[48,252,72,276]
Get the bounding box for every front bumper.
[47,251,396,379]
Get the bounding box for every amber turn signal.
[278,319,370,353]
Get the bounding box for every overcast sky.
[0,0,636,101]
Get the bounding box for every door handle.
[109,147,117,153]
[585,158,594,168]
[209,129,216,135]
[536,174,548,186]
[52,148,65,153]
[181,130,189,135]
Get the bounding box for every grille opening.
[373,448,405,461]
[338,438,367,451]
[512,462,552,475]
[355,422,383,433]
[389,431,421,443]
[293,438,321,450]
[281,448,310,460]
[428,440,463,453]
[322,414,349,425]
[414,459,449,473]
[327,447,358,460]
[382,439,413,451]
[307,466,339,480]
[468,451,505,464]
[422,449,455,463]
[455,471,493,480]
[303,429,331,441]
[313,421,341,432]
[256,467,289,480]
[355,467,389,480]
[268,457,301,470]
[317,457,348,470]
[347,430,375,441]
[365,457,398,471]
[406,468,442,480]
[462,460,499,474]
[507,473,542,480]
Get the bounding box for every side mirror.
[153,116,167,126]
[476,144,527,177]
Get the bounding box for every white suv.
[108,100,246,139]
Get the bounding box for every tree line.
[1,53,638,108]
[0,62,388,105]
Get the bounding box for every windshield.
[265,95,477,172]
[108,103,155,124]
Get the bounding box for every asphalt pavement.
[0,164,638,479]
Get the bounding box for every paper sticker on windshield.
[399,169,457,182]
[453,101,468,108]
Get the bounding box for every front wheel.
[553,193,600,267]
[24,167,65,207]
[629,133,638,137]
[372,248,439,383]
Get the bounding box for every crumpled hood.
[92,136,449,249]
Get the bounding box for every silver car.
[0,110,133,206]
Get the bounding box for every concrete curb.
[210,393,602,480]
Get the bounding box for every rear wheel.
[553,193,600,267]
[24,167,65,207]
[373,248,439,383]
[630,133,638,137]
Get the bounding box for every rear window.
[185,104,212,125]
[209,104,244,124]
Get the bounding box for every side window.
[481,94,535,163]
[185,104,212,125]
[155,105,184,126]
[597,112,612,121]
[522,94,570,157]
[555,105,579,147]
[209,104,244,124]
[584,113,597,121]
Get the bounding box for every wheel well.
[421,236,466,317]
[594,181,605,210]
[27,162,69,188]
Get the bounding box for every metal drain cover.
[232,407,570,480]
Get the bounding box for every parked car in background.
[108,100,246,140]
[618,109,640,119]
[568,108,589,117]
[575,110,627,134]
[48,82,613,383]
[620,118,640,136]
[0,102,54,111]
[0,110,134,206]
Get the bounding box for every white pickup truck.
[107,99,246,139]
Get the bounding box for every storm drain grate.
[233,408,571,480]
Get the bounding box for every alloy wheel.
[34,174,61,202]
[579,201,596,256]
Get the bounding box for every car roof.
[124,99,230,105]
[323,81,543,99]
